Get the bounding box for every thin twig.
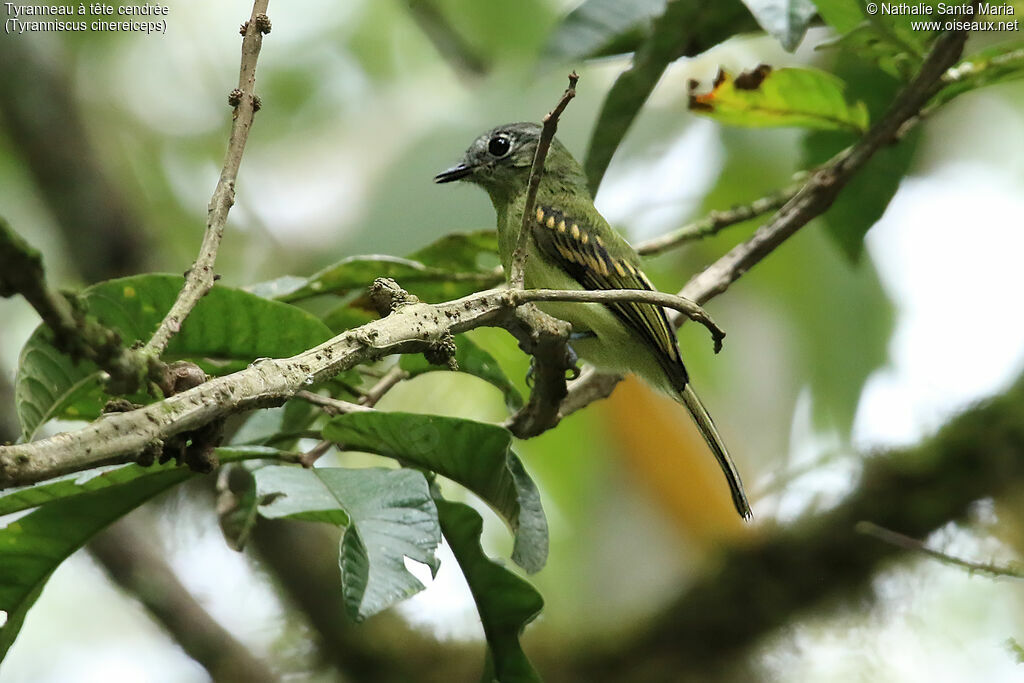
[360,365,410,406]
[295,392,373,416]
[144,1,271,356]
[508,71,579,289]
[295,365,410,466]
[856,521,1024,580]
[636,174,807,256]
[561,19,975,418]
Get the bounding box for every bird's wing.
[531,205,688,389]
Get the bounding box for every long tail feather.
[679,384,752,520]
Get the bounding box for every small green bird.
[436,122,751,520]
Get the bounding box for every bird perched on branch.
[436,122,751,520]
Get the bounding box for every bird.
[435,122,751,520]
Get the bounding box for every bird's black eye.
[488,135,511,157]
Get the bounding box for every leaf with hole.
[254,466,440,621]
[323,412,547,573]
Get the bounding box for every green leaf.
[279,231,503,305]
[811,128,918,261]
[15,274,331,439]
[688,65,869,133]
[0,446,294,517]
[583,0,758,194]
[436,499,543,683]
[542,0,667,64]
[323,412,547,573]
[254,466,441,621]
[811,0,864,32]
[814,1,952,80]
[802,56,915,261]
[0,467,191,662]
[244,275,309,300]
[741,0,817,51]
[278,255,500,305]
[406,230,499,272]
[400,334,524,411]
[931,41,1024,107]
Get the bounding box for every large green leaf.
[802,55,915,261]
[741,0,817,51]
[436,499,543,683]
[406,230,499,272]
[814,1,948,80]
[583,0,758,194]
[15,274,332,439]
[0,467,190,662]
[278,231,503,305]
[254,466,441,621]
[323,412,547,573]
[400,334,524,411]
[811,0,863,32]
[688,65,869,133]
[542,0,667,64]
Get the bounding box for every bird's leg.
[563,331,595,380]
[525,330,594,385]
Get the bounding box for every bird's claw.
[564,343,581,380]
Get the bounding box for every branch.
[0,218,158,393]
[635,174,806,256]
[561,20,974,418]
[512,288,724,352]
[579,369,1024,681]
[855,521,1024,580]
[144,1,272,356]
[89,518,277,682]
[508,71,579,289]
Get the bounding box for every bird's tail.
[679,384,752,520]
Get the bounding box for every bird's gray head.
[435,122,565,197]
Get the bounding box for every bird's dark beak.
[434,163,473,184]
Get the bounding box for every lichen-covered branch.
[0,281,728,487]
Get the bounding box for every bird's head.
[435,122,581,199]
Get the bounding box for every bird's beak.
[434,163,473,183]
